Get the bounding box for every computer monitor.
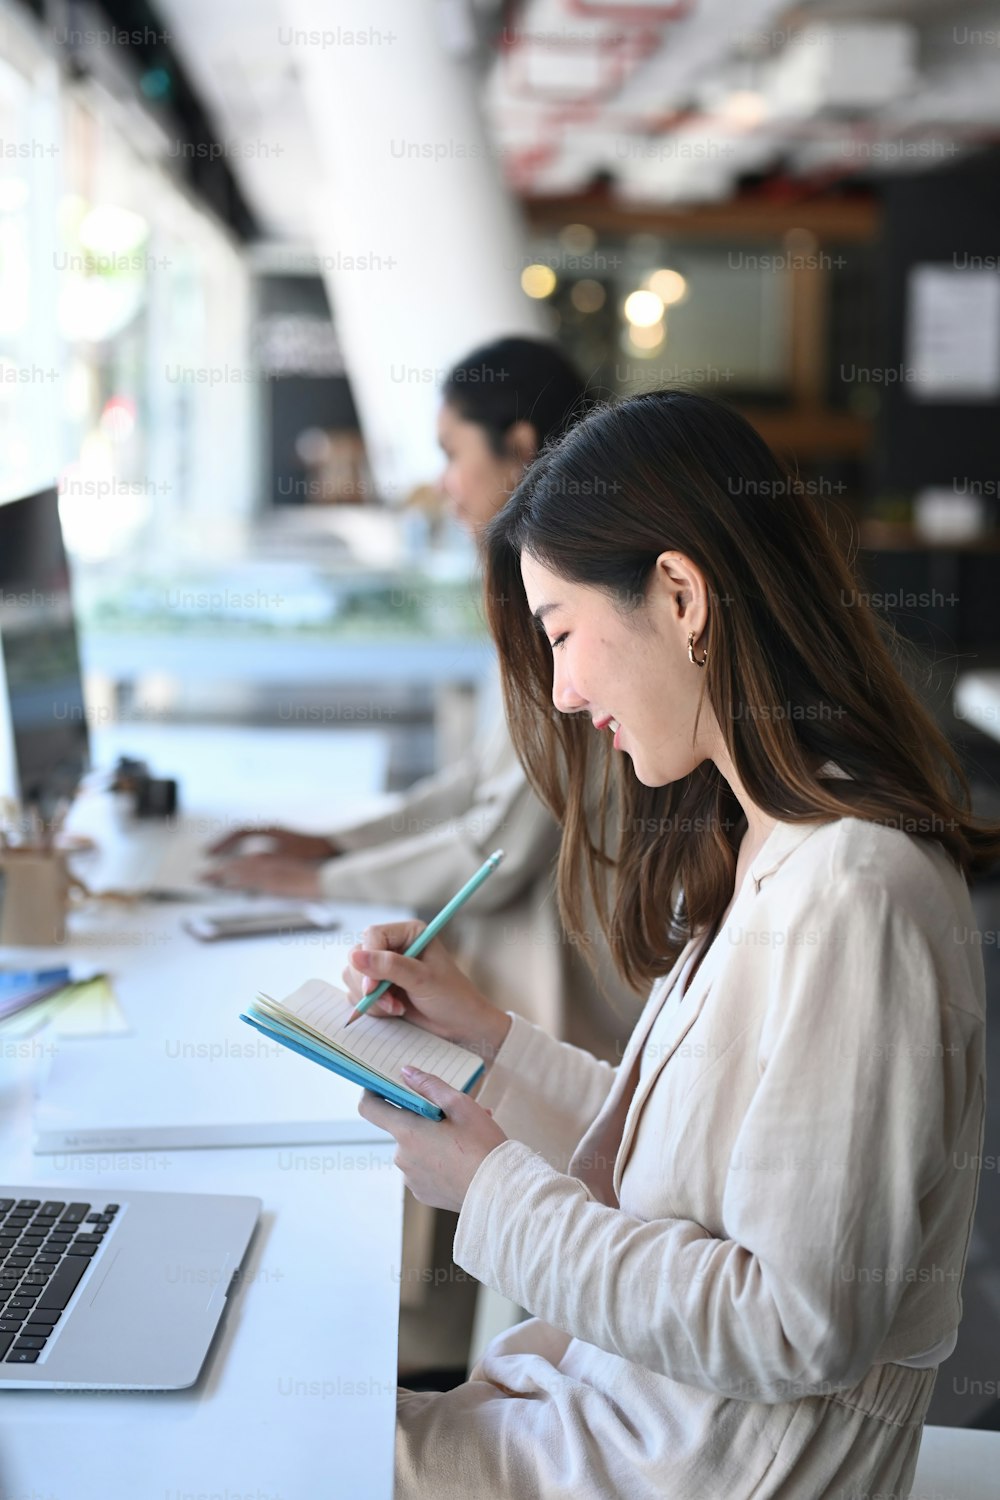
[0,488,89,815]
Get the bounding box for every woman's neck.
[709,746,778,856]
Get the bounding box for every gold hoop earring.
[687,631,707,668]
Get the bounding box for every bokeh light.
[521,263,557,298]
[646,268,688,306]
[570,279,606,313]
[624,289,665,327]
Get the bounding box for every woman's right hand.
[206,825,341,860]
[342,920,511,1063]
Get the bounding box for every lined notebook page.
[272,978,481,1091]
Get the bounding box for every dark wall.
[879,149,1000,494]
[255,276,361,506]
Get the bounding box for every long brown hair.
[483,389,1000,992]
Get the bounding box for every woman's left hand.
[201,854,322,898]
[358,1067,508,1212]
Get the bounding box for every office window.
[0,33,61,504]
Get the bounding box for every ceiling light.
[521,263,557,298]
[571,279,606,313]
[625,321,666,354]
[559,223,596,254]
[624,289,664,327]
[78,205,149,256]
[646,268,688,305]
[721,91,767,127]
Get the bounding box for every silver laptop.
[0,1185,260,1389]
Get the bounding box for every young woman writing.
[346,390,998,1498]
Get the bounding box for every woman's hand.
[343,920,511,1062]
[202,854,323,898]
[358,1068,508,1212]
[202,825,341,895]
[205,825,341,861]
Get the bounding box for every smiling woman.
[483,388,1000,991]
[387,390,1000,1499]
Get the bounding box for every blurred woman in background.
[206,336,639,1058]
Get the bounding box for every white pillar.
[280,0,547,500]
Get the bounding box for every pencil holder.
[0,848,69,946]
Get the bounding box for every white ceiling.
[154,0,1000,244]
[155,0,323,241]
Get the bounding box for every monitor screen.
[0,489,89,814]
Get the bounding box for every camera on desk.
[110,756,179,820]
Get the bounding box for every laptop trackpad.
[36,1190,259,1390]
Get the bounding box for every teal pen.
[345,848,505,1024]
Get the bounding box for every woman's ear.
[653,550,708,634]
[505,420,539,468]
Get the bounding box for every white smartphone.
[183,906,341,942]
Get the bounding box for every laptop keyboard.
[0,1198,119,1364]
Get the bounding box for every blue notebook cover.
[239,1006,484,1121]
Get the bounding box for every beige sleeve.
[327,755,480,856]
[473,1010,617,1172]
[317,730,559,915]
[453,879,975,1402]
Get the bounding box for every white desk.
[0,1133,402,1498]
[0,727,408,1499]
[22,894,415,1147]
[87,721,393,827]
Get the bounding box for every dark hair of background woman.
[442,337,594,454]
[483,388,1000,992]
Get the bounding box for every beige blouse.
[396,810,987,1499]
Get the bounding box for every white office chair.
[910,1425,1000,1499]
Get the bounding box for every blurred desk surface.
[87,721,393,824]
[0,725,408,1499]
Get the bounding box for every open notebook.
[239,978,485,1121]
